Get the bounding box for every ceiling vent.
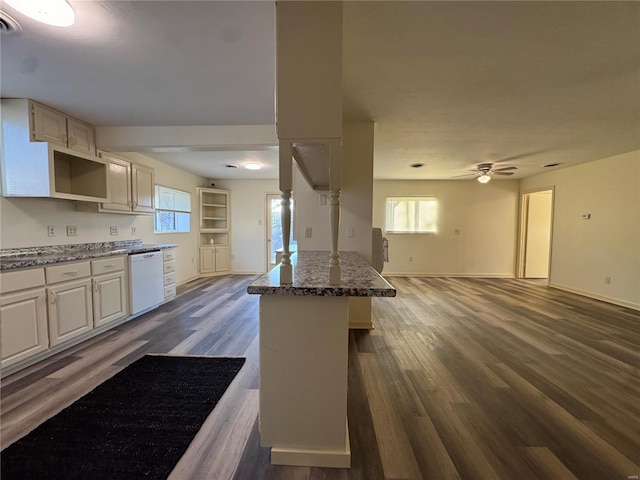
[0,11,22,35]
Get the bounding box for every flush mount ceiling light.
[4,0,75,27]
[245,163,262,170]
[477,174,491,184]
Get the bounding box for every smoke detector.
[0,11,22,35]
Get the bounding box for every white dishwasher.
[129,251,165,315]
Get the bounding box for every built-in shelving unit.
[198,188,231,275]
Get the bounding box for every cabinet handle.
[63,270,78,276]
[103,264,115,268]
[50,292,56,304]
[93,280,99,292]
[62,134,68,144]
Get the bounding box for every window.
[154,185,191,233]
[385,196,437,233]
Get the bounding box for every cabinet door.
[0,288,48,368]
[132,164,155,213]
[93,272,127,328]
[31,102,67,147]
[215,246,230,272]
[47,279,93,347]
[200,247,216,273]
[67,118,96,155]
[100,154,132,212]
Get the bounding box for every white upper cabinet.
[132,164,155,213]
[99,153,133,212]
[77,151,155,214]
[1,99,108,202]
[31,101,96,156]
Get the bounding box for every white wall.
[0,152,208,285]
[374,180,520,276]
[521,150,640,309]
[213,179,279,274]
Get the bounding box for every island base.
[259,295,350,467]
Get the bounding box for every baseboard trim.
[270,428,351,468]
[548,283,640,311]
[349,321,374,330]
[383,273,515,278]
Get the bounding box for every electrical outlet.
[454,228,461,235]
[319,194,327,205]
[110,226,118,236]
[348,226,355,237]
[131,226,137,235]
[66,226,78,236]
[409,256,413,262]
[47,226,56,237]
[305,227,312,238]
[605,276,611,284]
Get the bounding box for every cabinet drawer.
[0,268,45,294]
[163,272,176,286]
[45,261,91,284]
[164,284,176,298]
[163,249,176,261]
[91,256,125,275]
[163,261,176,274]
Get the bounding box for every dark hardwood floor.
[2,275,639,479]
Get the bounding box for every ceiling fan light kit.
[452,162,518,184]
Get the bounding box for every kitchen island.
[247,251,395,468]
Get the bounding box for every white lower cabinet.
[0,251,170,374]
[199,246,230,274]
[92,271,127,328]
[163,248,177,300]
[47,277,93,347]
[91,256,128,327]
[1,287,49,369]
[216,246,230,272]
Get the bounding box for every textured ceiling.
[1,1,638,181]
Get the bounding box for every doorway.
[265,194,296,272]
[518,188,554,280]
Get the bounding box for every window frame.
[153,185,192,234]
[385,196,437,234]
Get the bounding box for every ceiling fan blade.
[493,166,517,172]
[451,173,478,178]
[492,171,515,176]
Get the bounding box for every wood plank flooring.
[2,275,639,479]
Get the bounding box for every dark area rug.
[1,355,245,480]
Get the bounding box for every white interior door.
[524,190,553,278]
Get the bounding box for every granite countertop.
[0,240,177,271]
[247,251,396,297]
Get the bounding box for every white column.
[279,140,293,284]
[329,141,342,285]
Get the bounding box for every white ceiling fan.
[453,163,517,184]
